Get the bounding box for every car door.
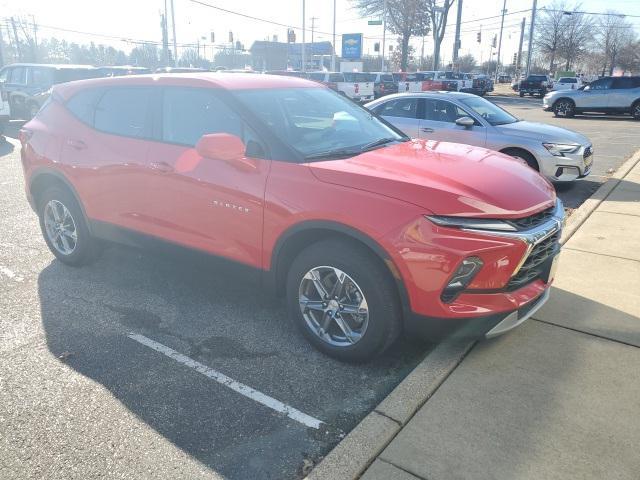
[144,87,270,266]
[579,77,613,109]
[372,97,421,138]
[609,77,636,109]
[4,66,27,117]
[418,99,486,146]
[62,86,157,232]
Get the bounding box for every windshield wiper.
[304,148,361,161]
[360,137,404,152]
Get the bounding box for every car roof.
[52,72,320,100]
[2,63,97,70]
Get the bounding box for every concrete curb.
[306,338,475,480]
[308,147,640,480]
[561,148,640,245]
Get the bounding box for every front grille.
[507,206,556,231]
[507,232,560,290]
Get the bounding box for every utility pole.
[381,0,387,71]
[161,0,169,66]
[421,36,425,69]
[452,0,463,65]
[170,0,178,66]
[331,0,336,71]
[10,18,21,62]
[525,0,537,76]
[31,15,38,62]
[310,16,317,70]
[302,0,306,72]
[495,0,506,82]
[517,16,525,71]
[0,23,4,67]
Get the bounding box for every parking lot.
[1,94,640,479]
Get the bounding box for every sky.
[2,0,640,67]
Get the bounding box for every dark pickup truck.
[519,75,552,97]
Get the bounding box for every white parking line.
[128,333,324,429]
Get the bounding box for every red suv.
[20,73,563,361]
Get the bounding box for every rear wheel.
[286,239,401,362]
[553,99,575,118]
[519,91,524,97]
[632,101,640,120]
[38,187,100,266]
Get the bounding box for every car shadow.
[36,242,429,479]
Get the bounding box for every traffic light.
[210,32,215,43]
[287,28,296,43]
[512,53,517,66]
[477,32,481,43]
[229,31,234,43]
[374,42,380,52]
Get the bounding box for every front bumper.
[537,144,594,182]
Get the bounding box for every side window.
[0,68,10,83]
[29,68,53,87]
[162,88,266,158]
[589,78,612,90]
[376,98,417,118]
[66,88,104,126]
[424,100,469,123]
[612,77,634,90]
[329,73,344,83]
[94,87,153,138]
[9,67,26,85]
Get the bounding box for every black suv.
[0,64,99,120]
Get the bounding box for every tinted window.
[559,77,577,83]
[612,77,636,89]
[424,100,470,123]
[588,78,613,90]
[9,67,26,84]
[376,98,418,119]
[94,88,152,138]
[381,74,394,82]
[53,68,99,84]
[0,68,11,83]
[329,73,344,82]
[29,67,54,87]
[66,88,104,125]
[162,88,242,147]
[308,72,326,81]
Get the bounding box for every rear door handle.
[67,139,87,150]
[150,161,174,173]
[420,128,434,133]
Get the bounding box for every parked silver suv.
[543,76,640,119]
[366,92,593,182]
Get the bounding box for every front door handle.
[420,127,434,133]
[150,161,174,173]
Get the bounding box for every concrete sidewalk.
[312,157,640,480]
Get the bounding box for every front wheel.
[286,239,401,362]
[553,99,575,118]
[38,187,100,266]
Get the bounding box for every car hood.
[307,140,555,218]
[495,120,590,145]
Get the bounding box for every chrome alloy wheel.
[633,103,640,118]
[43,200,78,255]
[298,266,369,347]
[555,100,573,117]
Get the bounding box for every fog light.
[441,257,484,303]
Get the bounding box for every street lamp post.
[302,0,306,72]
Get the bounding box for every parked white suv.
[544,76,640,119]
[307,72,374,102]
[553,77,582,91]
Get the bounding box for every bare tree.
[457,53,476,72]
[535,1,569,72]
[424,0,455,70]
[598,12,634,75]
[557,10,593,70]
[352,0,430,71]
[617,38,640,74]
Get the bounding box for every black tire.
[632,101,640,120]
[502,148,539,171]
[26,102,40,120]
[553,98,575,118]
[519,91,524,97]
[38,186,100,266]
[286,238,401,362]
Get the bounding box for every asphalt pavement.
[1,93,640,479]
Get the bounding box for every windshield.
[459,96,518,126]
[343,72,375,82]
[53,69,100,84]
[233,87,406,160]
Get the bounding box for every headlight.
[542,143,581,157]
[426,215,518,232]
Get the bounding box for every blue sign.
[341,33,363,60]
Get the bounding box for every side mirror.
[455,116,475,128]
[196,133,245,161]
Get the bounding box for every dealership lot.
[2,94,640,480]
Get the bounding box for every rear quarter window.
[65,88,104,126]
